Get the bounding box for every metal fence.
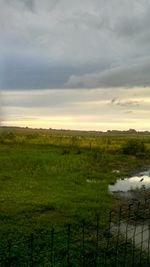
[0,200,150,266]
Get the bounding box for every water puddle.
[109,167,150,252]
[109,168,150,193]
[110,222,150,251]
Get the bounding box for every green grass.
[0,128,150,236]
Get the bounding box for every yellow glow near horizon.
[1,87,150,131]
[2,116,150,131]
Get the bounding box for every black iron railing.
[0,200,150,266]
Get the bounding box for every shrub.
[0,131,15,142]
[122,139,145,156]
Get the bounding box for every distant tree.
[128,129,137,133]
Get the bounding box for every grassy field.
[0,127,150,236]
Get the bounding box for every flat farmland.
[0,128,150,234]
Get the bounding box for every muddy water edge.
[108,167,150,253]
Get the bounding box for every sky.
[0,0,150,131]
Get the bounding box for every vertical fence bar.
[123,203,132,267]
[50,228,54,267]
[139,217,145,266]
[104,210,113,267]
[2,200,150,267]
[132,202,140,267]
[0,248,2,266]
[147,219,150,266]
[114,207,122,267]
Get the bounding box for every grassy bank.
[0,128,150,235]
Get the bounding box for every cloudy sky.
[0,0,150,131]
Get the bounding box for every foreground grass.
[0,128,150,236]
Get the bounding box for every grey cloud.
[22,0,35,11]
[1,47,110,90]
[1,0,150,90]
[6,0,35,11]
[3,0,59,13]
[115,9,150,39]
[66,57,150,88]
[2,88,106,109]
[2,91,72,108]
[1,54,69,89]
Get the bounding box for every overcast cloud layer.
[1,0,150,89]
[0,0,150,131]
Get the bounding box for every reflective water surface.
[109,168,150,192]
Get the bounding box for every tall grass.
[0,128,150,236]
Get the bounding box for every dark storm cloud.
[1,53,71,90]
[1,51,108,90]
[0,0,150,90]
